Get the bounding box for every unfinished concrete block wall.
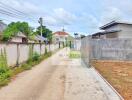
[81,38,132,65]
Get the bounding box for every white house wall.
[104,24,132,38]
[53,34,68,43]
[105,25,119,31]
[106,32,119,38]
[117,24,132,38]
[11,37,22,42]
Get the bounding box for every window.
[22,38,28,43]
[56,38,59,41]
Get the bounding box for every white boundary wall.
[0,43,61,67]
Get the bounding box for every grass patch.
[12,52,52,76]
[0,48,12,87]
[69,50,81,59]
[0,69,12,86]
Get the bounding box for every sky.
[0,0,132,36]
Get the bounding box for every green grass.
[69,51,81,59]
[12,52,52,76]
[0,48,12,87]
[0,69,12,86]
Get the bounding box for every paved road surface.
[0,48,109,100]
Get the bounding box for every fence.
[0,42,62,67]
[81,37,132,66]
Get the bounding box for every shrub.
[63,42,65,48]
[0,49,8,68]
[45,47,47,54]
[28,45,33,61]
[32,52,40,61]
[21,63,31,70]
[0,48,12,86]
[12,67,24,76]
[0,69,11,79]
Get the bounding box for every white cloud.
[0,0,45,27]
[105,7,121,19]
[99,7,122,26]
[0,0,40,15]
[101,0,132,23]
[80,13,98,28]
[0,0,77,30]
[42,8,77,27]
[43,16,57,26]
[104,0,132,13]
[53,8,77,25]
[1,0,132,34]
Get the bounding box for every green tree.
[35,26,52,43]
[3,21,32,41]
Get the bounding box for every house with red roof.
[53,29,69,44]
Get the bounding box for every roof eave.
[100,21,118,30]
[100,21,132,30]
[92,30,121,36]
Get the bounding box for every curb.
[81,60,124,100]
[91,67,124,100]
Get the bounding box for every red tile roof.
[54,31,69,36]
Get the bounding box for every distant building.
[34,35,47,43]
[74,37,81,50]
[53,29,69,44]
[92,21,132,39]
[10,32,28,43]
[0,21,7,38]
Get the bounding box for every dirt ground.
[0,48,68,100]
[91,60,132,100]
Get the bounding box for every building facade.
[0,21,7,39]
[92,21,132,39]
[53,30,69,44]
[10,32,28,43]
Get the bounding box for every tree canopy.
[3,21,32,41]
[35,26,52,42]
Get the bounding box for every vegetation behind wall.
[2,22,32,41]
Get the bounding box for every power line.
[0,17,12,22]
[0,1,37,22]
[0,1,37,19]
[0,1,29,16]
[0,10,36,23]
[0,9,27,19]
[0,6,29,19]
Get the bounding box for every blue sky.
[0,0,132,36]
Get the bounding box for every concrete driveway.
[0,48,120,100]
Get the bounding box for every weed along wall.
[0,43,60,67]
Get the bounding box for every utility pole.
[62,26,65,32]
[38,17,43,37]
[74,33,78,50]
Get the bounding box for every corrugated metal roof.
[34,35,47,41]
[100,21,132,30]
[92,30,121,36]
